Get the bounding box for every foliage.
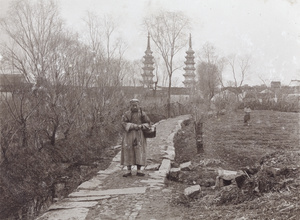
[196,42,225,106]
[197,61,221,101]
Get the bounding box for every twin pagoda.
[141,33,196,88]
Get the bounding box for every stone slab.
[159,159,171,173]
[113,145,121,150]
[149,171,167,179]
[145,163,160,171]
[140,179,165,184]
[36,208,89,220]
[69,187,147,197]
[170,167,181,173]
[218,169,244,180]
[49,201,98,210]
[180,161,192,171]
[162,146,175,160]
[77,179,103,189]
[65,195,111,202]
[184,185,201,197]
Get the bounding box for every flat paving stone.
[65,195,112,202]
[145,163,160,170]
[69,187,147,197]
[159,159,171,173]
[77,179,103,189]
[140,179,164,184]
[37,208,90,220]
[49,201,98,210]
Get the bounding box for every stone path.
[37,115,190,220]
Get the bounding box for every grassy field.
[170,110,300,220]
[203,110,299,169]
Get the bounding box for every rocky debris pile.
[211,151,300,206]
[168,161,216,187]
[168,151,300,210]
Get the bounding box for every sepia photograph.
[0,0,299,219]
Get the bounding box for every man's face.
[130,102,139,112]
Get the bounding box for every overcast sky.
[0,0,299,86]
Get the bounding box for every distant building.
[289,80,300,88]
[271,81,281,89]
[0,73,28,92]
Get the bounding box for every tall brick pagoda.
[183,34,196,88]
[142,33,155,88]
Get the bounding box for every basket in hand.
[142,124,156,138]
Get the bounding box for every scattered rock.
[197,158,222,167]
[241,165,260,175]
[184,185,201,198]
[215,169,247,188]
[171,161,180,168]
[198,178,216,187]
[180,161,192,171]
[263,166,289,177]
[168,168,181,181]
[145,163,160,171]
[113,145,121,150]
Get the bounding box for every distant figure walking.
[244,105,251,125]
[121,99,151,177]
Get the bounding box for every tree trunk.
[167,75,172,118]
[50,124,58,146]
[195,120,203,154]
[21,122,28,148]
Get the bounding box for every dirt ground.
[137,110,300,220]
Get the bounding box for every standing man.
[244,104,251,125]
[121,99,151,177]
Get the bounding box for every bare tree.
[0,0,63,83]
[83,11,127,88]
[122,59,143,87]
[0,0,94,146]
[227,54,251,88]
[144,10,190,117]
[153,56,169,88]
[226,54,251,102]
[0,0,66,146]
[82,11,129,136]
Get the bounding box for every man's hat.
[130,99,140,104]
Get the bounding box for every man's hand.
[134,124,142,130]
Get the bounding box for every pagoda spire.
[183,34,196,88]
[189,33,192,49]
[147,32,151,50]
[142,33,155,88]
